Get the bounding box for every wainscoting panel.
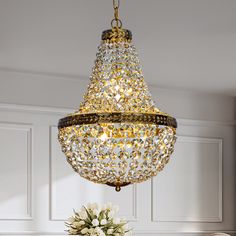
[0,123,32,220]
[152,136,222,223]
[0,103,235,235]
[50,126,138,222]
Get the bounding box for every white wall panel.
[152,136,222,223]
[0,123,32,220]
[0,101,234,235]
[50,126,138,222]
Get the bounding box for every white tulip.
[93,209,100,216]
[107,229,114,234]
[95,227,105,236]
[125,231,132,236]
[92,218,99,226]
[78,210,87,220]
[67,216,74,223]
[69,228,77,234]
[99,230,106,236]
[108,210,115,218]
[100,219,107,225]
[95,227,102,232]
[81,227,88,234]
[113,218,120,224]
[79,220,85,225]
[122,224,128,230]
[72,221,81,228]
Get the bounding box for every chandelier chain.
[113,0,120,10]
[111,0,122,28]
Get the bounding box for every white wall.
[0,70,235,236]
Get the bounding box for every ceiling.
[0,0,236,96]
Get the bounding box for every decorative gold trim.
[106,182,131,192]
[102,29,132,42]
[58,112,177,129]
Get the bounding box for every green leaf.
[83,206,93,221]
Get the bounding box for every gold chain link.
[113,0,120,10]
[111,0,122,29]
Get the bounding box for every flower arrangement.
[65,203,132,236]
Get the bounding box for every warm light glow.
[99,133,108,141]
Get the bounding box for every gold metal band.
[102,29,132,41]
[58,112,177,129]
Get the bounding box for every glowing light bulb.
[100,133,108,141]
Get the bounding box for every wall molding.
[0,123,33,220]
[177,118,236,127]
[0,102,235,126]
[151,136,223,223]
[0,102,235,233]
[26,126,33,220]
[131,184,138,221]
[0,67,88,83]
[0,103,72,116]
[1,67,236,101]
[49,126,138,222]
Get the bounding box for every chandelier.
[58,0,177,191]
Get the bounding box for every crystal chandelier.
[58,0,177,191]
